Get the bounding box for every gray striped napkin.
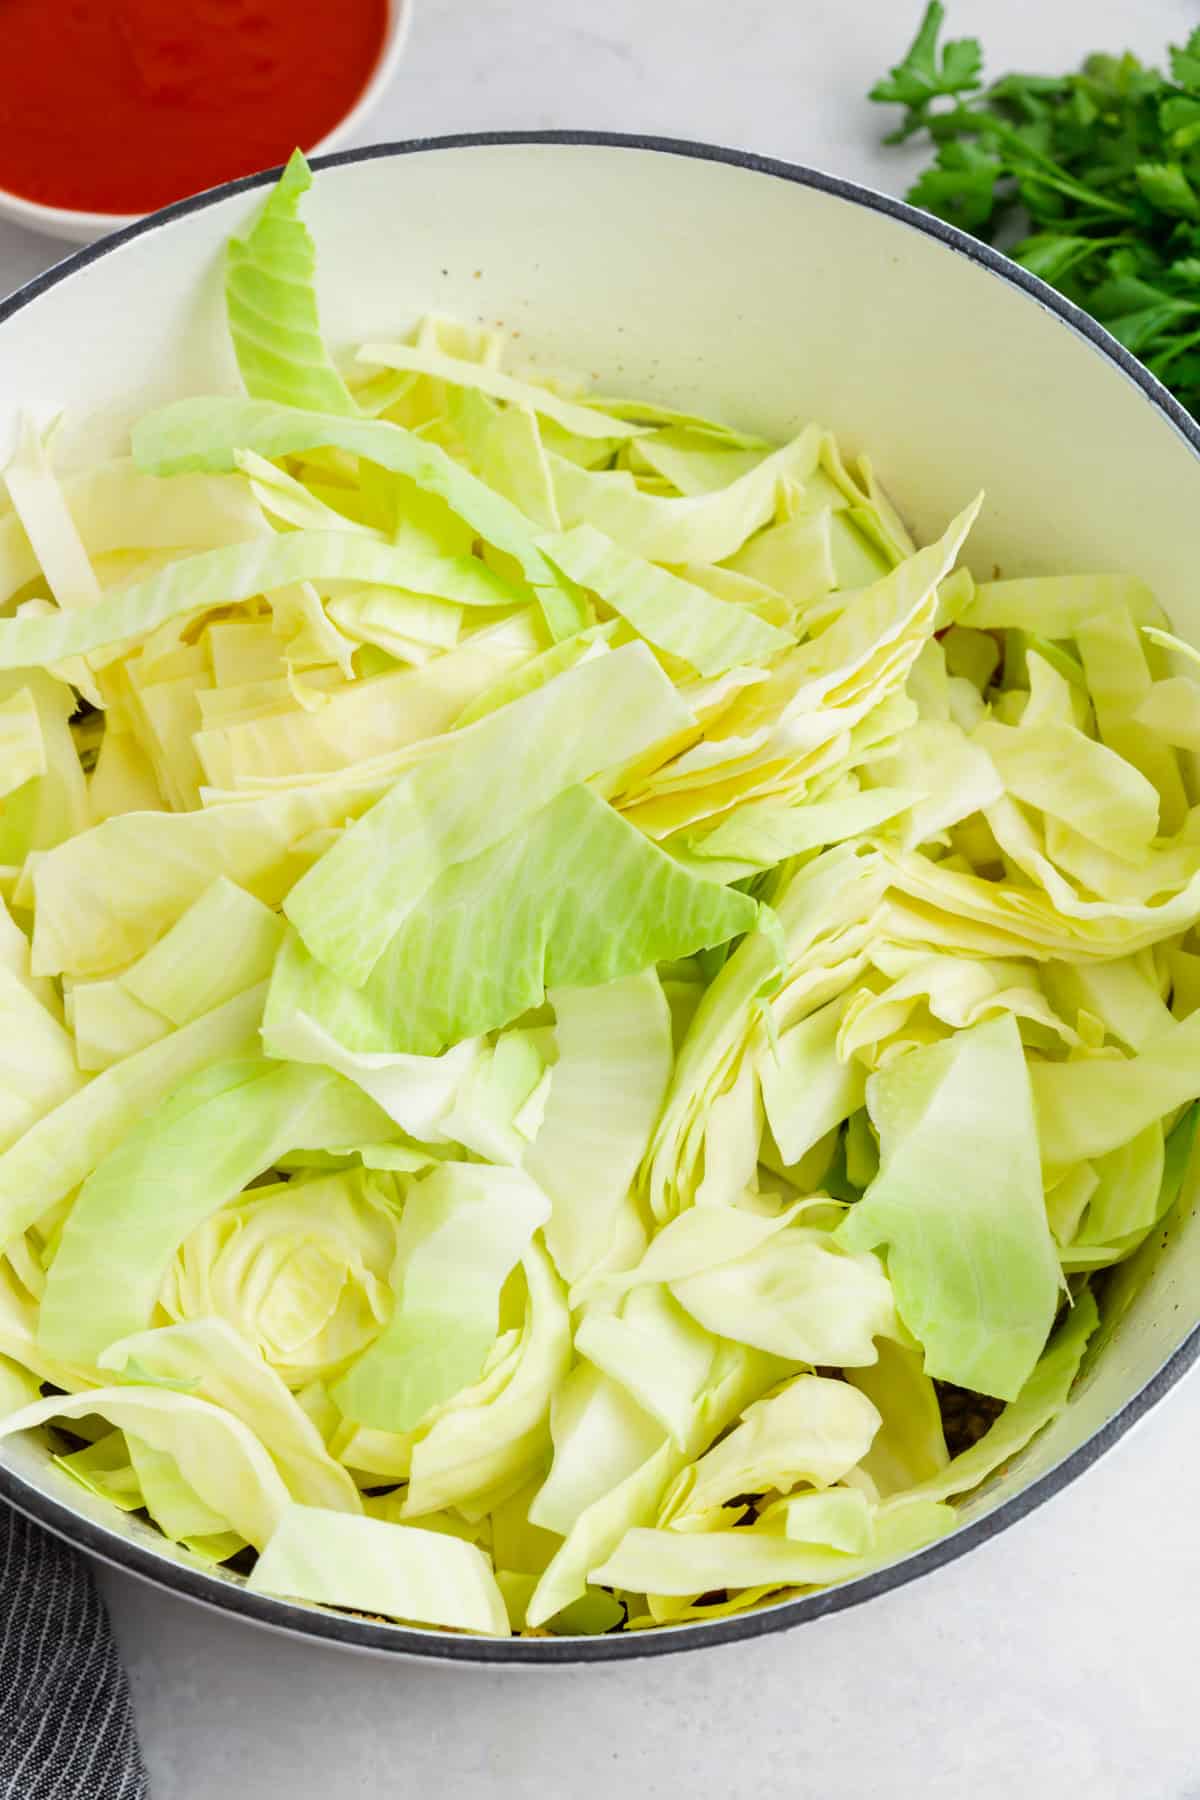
[0,1507,148,1799]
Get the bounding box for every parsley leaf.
[868,1,983,141]
[871,7,1200,419]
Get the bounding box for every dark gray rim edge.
[0,129,1197,1666]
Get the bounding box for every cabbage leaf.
[839,1015,1060,1400]
[333,1163,550,1433]
[527,970,673,1283]
[283,641,690,984]
[276,785,759,1055]
[539,523,793,675]
[247,1504,510,1635]
[38,1059,399,1363]
[225,150,357,416]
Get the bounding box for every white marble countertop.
[3,2,1199,1794]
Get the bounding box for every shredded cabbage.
[1,155,1195,1640]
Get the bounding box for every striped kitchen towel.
[0,1506,148,1799]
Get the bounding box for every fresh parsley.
[870,3,1200,417]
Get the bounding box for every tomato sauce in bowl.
[0,0,391,217]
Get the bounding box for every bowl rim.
[1,129,1198,1665]
[0,0,412,240]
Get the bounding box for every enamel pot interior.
[1,134,1198,1664]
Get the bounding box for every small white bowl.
[0,0,411,245]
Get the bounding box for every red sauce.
[0,0,389,215]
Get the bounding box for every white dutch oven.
[0,136,1197,1663]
